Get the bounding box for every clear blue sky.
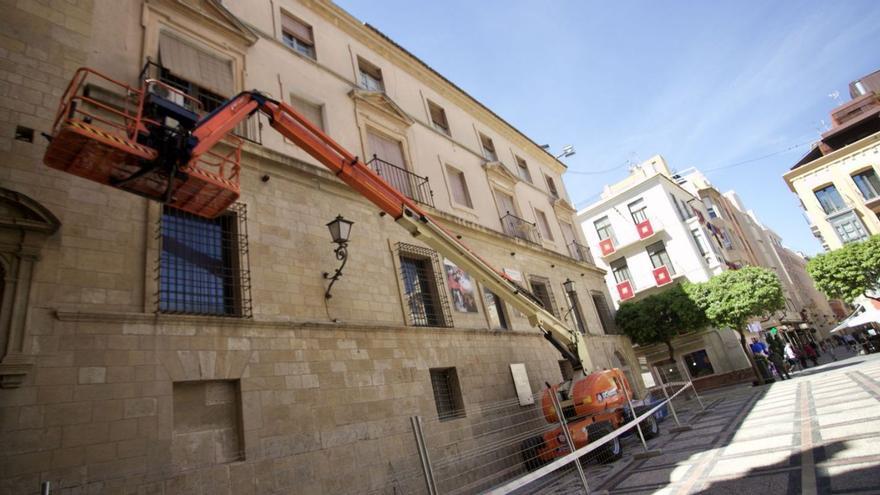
[336,0,880,255]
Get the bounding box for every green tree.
[684,266,785,385]
[807,235,880,302]
[615,284,708,364]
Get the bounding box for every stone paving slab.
[708,450,793,477]
[823,461,880,493]
[820,418,880,440]
[723,433,793,456]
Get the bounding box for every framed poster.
[444,259,478,313]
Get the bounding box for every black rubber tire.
[641,414,660,440]
[587,421,623,464]
[520,435,547,472]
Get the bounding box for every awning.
[831,305,880,333]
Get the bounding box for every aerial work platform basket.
[43,68,242,218]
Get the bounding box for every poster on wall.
[444,259,478,313]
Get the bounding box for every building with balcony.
[0,1,635,493]
[783,69,880,251]
[577,157,754,388]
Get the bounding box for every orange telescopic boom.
[42,68,593,372]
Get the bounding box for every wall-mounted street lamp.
[561,278,577,322]
[323,215,354,299]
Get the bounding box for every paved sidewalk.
[525,352,880,494]
[598,353,880,494]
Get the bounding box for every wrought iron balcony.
[367,156,435,208]
[567,241,593,263]
[500,212,542,244]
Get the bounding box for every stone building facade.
[0,0,637,493]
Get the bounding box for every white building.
[577,156,726,307]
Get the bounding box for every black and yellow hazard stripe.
[66,120,154,158]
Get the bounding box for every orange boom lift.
[43,67,654,468]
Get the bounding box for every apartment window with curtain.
[610,258,632,284]
[515,156,532,183]
[646,241,675,274]
[358,57,384,92]
[289,94,324,130]
[545,175,559,198]
[594,216,615,242]
[479,133,498,161]
[852,169,880,200]
[628,198,648,224]
[690,228,711,258]
[281,13,315,60]
[535,209,554,240]
[814,184,846,215]
[427,100,450,135]
[446,165,473,208]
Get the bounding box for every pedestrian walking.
[769,350,790,379]
[784,342,799,371]
[803,343,819,367]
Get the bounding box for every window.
[690,228,710,258]
[427,100,450,135]
[594,216,615,242]
[397,243,451,327]
[592,292,618,334]
[545,175,559,198]
[367,129,413,197]
[281,13,315,60]
[479,133,498,161]
[358,57,384,92]
[628,198,648,224]
[682,350,715,378]
[559,360,575,381]
[172,380,242,468]
[830,211,869,244]
[158,33,234,100]
[446,166,473,208]
[852,169,880,200]
[814,184,846,215]
[430,368,465,421]
[529,277,559,317]
[609,258,632,284]
[671,193,685,221]
[515,156,532,183]
[534,209,554,240]
[646,241,675,274]
[159,204,252,317]
[560,221,576,247]
[706,204,718,219]
[484,289,509,330]
[289,94,324,130]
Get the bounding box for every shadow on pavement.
[694,440,880,494]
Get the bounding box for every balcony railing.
[568,241,592,263]
[140,61,262,145]
[367,156,435,208]
[500,212,542,245]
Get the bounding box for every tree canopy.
[806,235,880,302]
[683,266,785,333]
[615,284,708,362]
[683,266,784,384]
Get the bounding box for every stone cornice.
[349,89,414,126]
[483,161,519,190]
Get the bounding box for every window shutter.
[447,167,472,207]
[282,14,313,43]
[290,95,323,130]
[159,32,234,97]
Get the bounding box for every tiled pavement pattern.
[522,353,880,494]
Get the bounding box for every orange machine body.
[536,368,633,462]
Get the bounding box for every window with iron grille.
[528,276,559,317]
[592,292,618,334]
[397,243,452,327]
[158,204,252,317]
[484,288,509,330]
[430,367,465,421]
